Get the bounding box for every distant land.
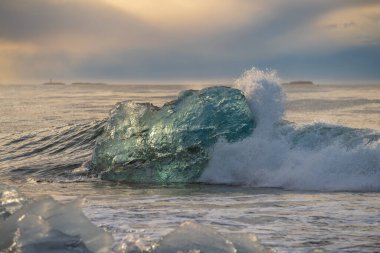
[282,81,314,85]
[42,79,65,85]
[71,82,107,86]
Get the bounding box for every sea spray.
[200,68,380,191]
[234,67,284,132]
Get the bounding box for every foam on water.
[200,68,380,191]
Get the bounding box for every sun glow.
[0,41,37,83]
[102,0,258,29]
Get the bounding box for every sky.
[0,0,380,84]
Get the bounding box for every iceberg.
[91,86,255,183]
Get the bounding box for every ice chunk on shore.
[152,221,274,253]
[0,183,25,220]
[91,86,255,183]
[0,197,113,253]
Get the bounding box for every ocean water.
[0,70,380,252]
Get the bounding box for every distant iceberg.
[42,79,66,85]
[282,80,314,85]
[71,82,107,86]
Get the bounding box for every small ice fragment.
[152,221,273,253]
[0,196,113,253]
[0,183,25,220]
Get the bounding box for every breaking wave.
[0,68,379,191]
[200,68,380,191]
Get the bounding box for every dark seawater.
[0,75,380,252]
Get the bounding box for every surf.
[0,68,379,191]
[200,68,380,191]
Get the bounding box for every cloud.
[0,0,160,81]
[316,1,380,46]
[102,0,262,30]
[0,0,379,83]
[0,0,156,50]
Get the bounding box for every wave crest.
[234,67,284,131]
[200,68,380,191]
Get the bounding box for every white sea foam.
[200,68,380,191]
[234,67,284,132]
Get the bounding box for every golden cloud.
[102,0,261,31]
[317,3,380,45]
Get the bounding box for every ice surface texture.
[91,86,255,183]
[152,221,273,253]
[0,185,113,253]
[0,184,25,220]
